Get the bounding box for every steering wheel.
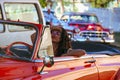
[6,41,32,57]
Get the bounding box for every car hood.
[68,21,100,25]
[68,22,110,31]
[68,22,102,28]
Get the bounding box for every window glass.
[8,24,34,32]
[0,6,4,32]
[0,6,4,33]
[0,22,37,59]
[89,16,99,23]
[0,24,4,33]
[70,15,88,23]
[71,15,83,20]
[71,15,81,20]
[0,6,2,20]
[4,3,39,24]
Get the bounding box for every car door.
[39,56,99,80]
[94,55,120,80]
[71,41,120,80]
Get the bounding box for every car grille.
[80,31,108,38]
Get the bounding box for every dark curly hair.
[51,26,72,57]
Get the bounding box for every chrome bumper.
[70,31,115,43]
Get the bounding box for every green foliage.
[64,1,71,6]
[39,0,115,8]
[88,0,114,8]
[39,0,47,8]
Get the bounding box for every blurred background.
[39,0,120,45]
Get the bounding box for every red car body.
[0,20,120,80]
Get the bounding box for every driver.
[31,25,86,57]
[51,25,86,57]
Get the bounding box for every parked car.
[0,20,120,80]
[60,12,115,43]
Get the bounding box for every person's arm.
[61,48,86,57]
[31,33,36,44]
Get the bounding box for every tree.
[88,0,114,8]
[39,0,47,8]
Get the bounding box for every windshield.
[0,21,37,59]
[4,3,39,24]
[70,14,99,23]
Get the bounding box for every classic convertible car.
[0,20,120,80]
[0,0,119,79]
[60,12,115,43]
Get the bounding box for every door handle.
[84,60,96,63]
[84,60,96,67]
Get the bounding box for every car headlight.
[109,29,114,34]
[74,28,80,33]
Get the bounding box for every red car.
[0,20,120,80]
[60,12,115,43]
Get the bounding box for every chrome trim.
[80,31,109,38]
[33,60,43,62]
[54,57,80,62]
[71,31,115,43]
[53,55,110,62]
[33,55,110,63]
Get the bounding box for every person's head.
[51,25,72,56]
[47,9,51,14]
[51,26,62,43]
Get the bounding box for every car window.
[8,24,34,32]
[0,21,37,59]
[89,15,99,23]
[70,15,86,22]
[0,24,4,33]
[71,15,82,20]
[0,6,2,20]
[70,15,99,23]
[4,3,39,24]
[0,23,36,46]
[0,7,4,33]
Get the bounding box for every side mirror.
[43,56,54,67]
[34,56,54,74]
